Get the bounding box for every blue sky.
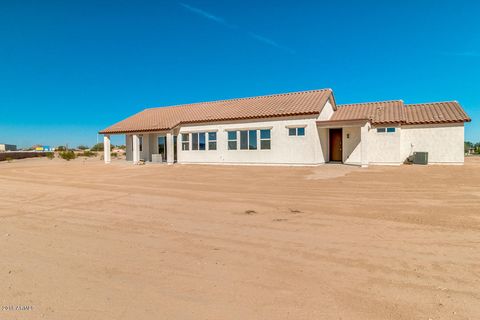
[1,0,479,147]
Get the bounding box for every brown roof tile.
[328,100,470,125]
[331,100,405,124]
[404,101,471,124]
[100,89,335,134]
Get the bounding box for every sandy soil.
[1,157,479,320]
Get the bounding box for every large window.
[288,127,306,136]
[190,132,206,150]
[208,132,217,150]
[260,129,271,150]
[228,129,271,151]
[228,131,237,150]
[181,133,189,151]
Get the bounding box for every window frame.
[208,132,217,150]
[377,127,396,134]
[260,129,271,150]
[181,133,190,151]
[287,126,307,137]
[227,131,237,150]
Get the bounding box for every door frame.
[328,128,343,163]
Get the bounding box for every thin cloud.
[179,3,236,29]
[248,32,295,54]
[179,2,294,54]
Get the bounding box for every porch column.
[132,134,140,164]
[361,124,369,168]
[103,135,111,164]
[166,131,174,165]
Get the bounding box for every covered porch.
[317,119,370,167]
[103,130,178,165]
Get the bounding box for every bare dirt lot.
[1,157,480,320]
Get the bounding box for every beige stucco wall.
[177,115,324,165]
[400,123,465,164]
[342,127,362,165]
[368,126,402,165]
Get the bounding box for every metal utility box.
[413,152,428,165]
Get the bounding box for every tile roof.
[327,100,470,125]
[99,89,335,134]
[404,101,471,124]
[330,100,405,124]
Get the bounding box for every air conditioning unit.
[413,152,428,165]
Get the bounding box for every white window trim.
[287,126,307,137]
[207,131,217,151]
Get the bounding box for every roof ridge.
[145,88,333,111]
[337,100,403,107]
[405,100,458,106]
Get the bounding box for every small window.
[288,127,306,136]
[192,133,199,150]
[139,136,143,152]
[208,132,217,150]
[260,129,271,150]
[199,132,206,150]
[228,131,237,150]
[248,130,257,150]
[240,130,248,150]
[377,127,395,133]
[181,133,189,151]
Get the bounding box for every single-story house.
[99,89,471,167]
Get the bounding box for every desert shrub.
[59,150,76,161]
[77,145,89,150]
[81,150,96,157]
[46,152,54,160]
[5,157,13,162]
[110,152,118,157]
[56,146,66,151]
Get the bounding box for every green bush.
[59,150,76,161]
[77,145,89,150]
[81,150,96,157]
[5,157,13,162]
[46,152,55,160]
[110,152,118,157]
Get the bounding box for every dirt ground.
[1,157,479,320]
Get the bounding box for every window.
[260,129,271,150]
[288,127,306,136]
[139,136,143,152]
[181,133,189,151]
[248,130,257,150]
[199,132,206,150]
[377,127,396,133]
[228,131,237,150]
[240,130,248,150]
[192,133,199,150]
[208,132,217,150]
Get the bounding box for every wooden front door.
[329,128,343,162]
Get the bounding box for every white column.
[361,124,369,168]
[166,131,174,165]
[132,134,140,164]
[103,135,111,164]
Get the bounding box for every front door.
[329,128,342,162]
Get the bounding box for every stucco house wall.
[177,115,324,165]
[342,127,362,165]
[368,126,402,165]
[400,123,465,164]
